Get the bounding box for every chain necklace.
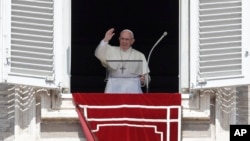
[119,48,132,73]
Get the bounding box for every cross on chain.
[120,66,126,73]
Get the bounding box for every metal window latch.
[197,78,207,84]
[46,75,55,82]
[5,57,11,65]
[245,51,249,57]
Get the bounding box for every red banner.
[72,93,181,141]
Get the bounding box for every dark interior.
[71,0,179,93]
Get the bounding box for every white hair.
[120,29,134,39]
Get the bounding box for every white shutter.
[0,1,3,82]
[190,0,250,89]
[0,0,70,90]
[11,0,54,78]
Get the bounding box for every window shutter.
[0,0,71,90]
[10,0,54,79]
[190,0,250,89]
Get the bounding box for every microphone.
[146,31,167,93]
[163,31,168,36]
[147,32,167,65]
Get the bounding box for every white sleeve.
[95,40,108,65]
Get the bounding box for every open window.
[71,0,179,93]
[0,0,71,90]
[180,0,250,91]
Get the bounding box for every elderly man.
[95,28,150,93]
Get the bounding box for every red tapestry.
[72,93,182,141]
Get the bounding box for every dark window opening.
[71,0,179,93]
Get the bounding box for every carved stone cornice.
[215,87,236,114]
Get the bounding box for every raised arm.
[95,28,116,66]
[103,28,115,42]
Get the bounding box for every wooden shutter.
[0,0,71,89]
[190,0,250,89]
[10,0,54,79]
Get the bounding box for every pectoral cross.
[120,66,126,73]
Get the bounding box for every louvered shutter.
[1,0,70,90]
[189,0,250,89]
[11,0,54,78]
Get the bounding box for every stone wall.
[0,84,15,141]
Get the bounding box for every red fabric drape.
[72,93,181,141]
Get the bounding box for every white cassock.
[95,40,150,94]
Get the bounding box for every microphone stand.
[146,32,167,93]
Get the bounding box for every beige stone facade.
[1,84,249,141]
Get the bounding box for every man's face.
[119,31,135,50]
